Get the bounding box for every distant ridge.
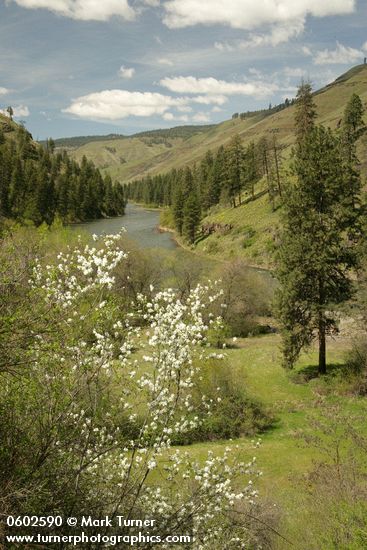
[37,64,367,183]
[39,125,217,149]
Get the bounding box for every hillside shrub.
[0,226,268,548]
[289,404,367,549]
[173,358,273,445]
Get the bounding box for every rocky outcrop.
[201,222,233,236]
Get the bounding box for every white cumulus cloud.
[282,67,308,78]
[191,95,228,105]
[302,46,313,56]
[63,89,188,120]
[10,0,136,21]
[162,0,355,29]
[13,105,30,117]
[192,112,211,123]
[160,76,278,98]
[157,57,174,66]
[163,112,189,122]
[314,41,364,65]
[141,0,160,6]
[176,105,193,112]
[215,18,304,50]
[0,87,10,96]
[118,66,135,79]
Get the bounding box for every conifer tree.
[183,191,201,244]
[343,93,364,136]
[182,166,194,195]
[0,121,123,225]
[9,158,24,217]
[0,149,10,217]
[104,175,115,217]
[276,93,361,374]
[34,167,55,226]
[55,174,70,221]
[6,106,13,120]
[258,137,277,210]
[294,80,316,145]
[199,150,214,211]
[224,135,244,207]
[210,145,226,205]
[340,94,364,221]
[244,142,258,199]
[172,186,185,236]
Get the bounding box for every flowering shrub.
[0,231,264,547]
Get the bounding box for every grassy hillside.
[63,65,367,266]
[68,64,367,183]
[70,135,187,181]
[196,190,280,267]
[39,124,216,150]
[162,64,367,266]
[0,112,21,136]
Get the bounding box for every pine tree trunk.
[318,277,327,375]
[318,323,326,375]
[273,141,282,197]
[318,275,326,374]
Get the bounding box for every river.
[72,203,177,249]
[73,203,275,287]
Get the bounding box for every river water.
[72,203,275,287]
[72,203,177,250]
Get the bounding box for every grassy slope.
[193,64,367,265]
[0,112,19,135]
[70,64,367,182]
[183,333,360,548]
[71,136,186,181]
[195,190,280,267]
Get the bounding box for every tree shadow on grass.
[289,362,348,384]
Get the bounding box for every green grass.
[196,189,280,266]
[169,333,365,547]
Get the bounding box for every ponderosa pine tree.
[199,150,214,211]
[182,165,194,195]
[172,186,185,235]
[6,106,13,121]
[257,137,277,210]
[0,149,11,217]
[343,93,365,137]
[209,145,226,206]
[276,89,361,374]
[9,158,24,218]
[294,80,316,145]
[182,191,201,244]
[244,141,258,199]
[340,94,365,212]
[225,135,244,207]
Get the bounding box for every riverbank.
[157,220,275,272]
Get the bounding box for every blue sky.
[0,0,366,139]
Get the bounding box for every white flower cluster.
[140,448,260,549]
[32,232,127,307]
[29,236,260,548]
